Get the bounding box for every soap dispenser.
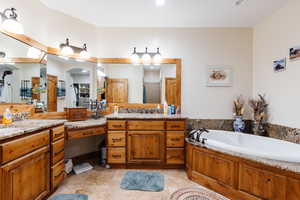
[2,108,13,126]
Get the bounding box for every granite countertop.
[65,118,107,129]
[105,113,187,120]
[186,139,300,174]
[0,119,66,141]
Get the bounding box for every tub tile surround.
[267,123,300,144]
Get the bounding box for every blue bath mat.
[120,171,164,192]
[50,194,88,200]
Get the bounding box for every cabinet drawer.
[51,160,65,190]
[51,139,64,165]
[167,131,185,147]
[0,130,49,164]
[128,121,165,130]
[107,120,126,130]
[67,126,105,140]
[166,121,185,131]
[108,148,126,164]
[51,125,65,142]
[239,164,286,200]
[166,148,185,164]
[108,131,126,147]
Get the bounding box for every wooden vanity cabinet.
[50,125,65,191]
[127,131,165,164]
[107,119,186,168]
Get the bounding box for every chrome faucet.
[188,128,209,143]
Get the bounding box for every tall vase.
[233,116,245,132]
[252,120,266,136]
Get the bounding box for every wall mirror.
[102,63,177,105]
[46,54,98,112]
[0,32,47,110]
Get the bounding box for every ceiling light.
[142,47,151,66]
[0,8,24,34]
[79,43,90,59]
[27,47,42,59]
[130,47,140,65]
[81,69,88,73]
[156,0,165,6]
[153,48,162,66]
[60,38,74,56]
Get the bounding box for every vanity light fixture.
[141,47,152,66]
[0,8,24,34]
[79,43,91,59]
[27,46,42,59]
[60,38,74,56]
[153,48,162,66]
[130,47,163,66]
[130,47,140,65]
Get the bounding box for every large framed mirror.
[0,30,181,116]
[0,31,47,112]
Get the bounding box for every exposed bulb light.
[97,62,102,67]
[79,43,90,59]
[153,48,162,66]
[0,8,24,34]
[142,47,151,66]
[81,69,88,73]
[60,38,74,56]
[27,47,42,59]
[156,0,165,6]
[97,69,106,77]
[130,47,140,65]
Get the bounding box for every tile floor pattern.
[50,167,229,200]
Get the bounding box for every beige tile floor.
[50,166,227,200]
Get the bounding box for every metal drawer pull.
[112,125,123,128]
[54,132,64,137]
[112,138,122,142]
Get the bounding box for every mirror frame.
[0,29,182,111]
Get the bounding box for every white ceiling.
[39,0,287,28]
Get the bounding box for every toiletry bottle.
[164,102,168,115]
[2,108,13,125]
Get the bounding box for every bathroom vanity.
[0,120,66,200]
[106,114,186,169]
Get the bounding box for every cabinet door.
[127,131,165,164]
[239,164,286,200]
[0,147,50,200]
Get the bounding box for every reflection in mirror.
[102,63,176,105]
[47,55,97,112]
[0,32,47,111]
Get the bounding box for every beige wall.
[1,0,254,156]
[253,0,300,129]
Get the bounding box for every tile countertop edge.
[186,139,300,174]
[64,119,107,129]
[0,120,66,141]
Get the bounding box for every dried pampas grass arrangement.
[249,94,268,122]
[233,96,245,116]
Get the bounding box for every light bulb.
[97,69,106,77]
[1,18,24,34]
[142,53,151,66]
[61,45,74,56]
[131,53,140,65]
[156,0,165,6]
[153,53,162,66]
[27,47,42,59]
[79,50,90,59]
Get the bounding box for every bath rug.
[49,194,88,200]
[169,187,229,200]
[120,171,164,192]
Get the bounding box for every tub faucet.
[188,128,209,143]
